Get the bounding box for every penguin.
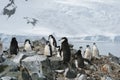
[84,45,92,61]
[48,35,57,55]
[56,46,61,58]
[92,43,99,58]
[59,37,71,64]
[10,37,19,55]
[74,47,84,68]
[44,41,52,57]
[24,39,32,52]
[0,38,3,55]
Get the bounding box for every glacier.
[0,0,120,37]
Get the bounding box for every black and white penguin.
[24,39,33,52]
[92,43,99,58]
[44,41,52,57]
[59,37,71,64]
[56,46,61,58]
[48,35,57,55]
[74,47,84,68]
[84,45,92,61]
[10,37,19,55]
[0,38,3,55]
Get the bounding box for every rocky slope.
[0,38,120,80]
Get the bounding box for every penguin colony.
[0,35,101,79]
[1,35,100,65]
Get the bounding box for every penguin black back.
[75,48,84,68]
[60,37,71,64]
[10,37,19,55]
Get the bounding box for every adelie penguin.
[24,39,33,52]
[74,46,92,69]
[59,37,71,64]
[48,35,57,55]
[92,42,100,58]
[74,46,84,69]
[84,45,92,61]
[56,46,61,58]
[44,41,52,57]
[10,37,19,55]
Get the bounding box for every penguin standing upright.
[10,37,19,55]
[92,43,99,58]
[0,38,3,55]
[48,35,57,55]
[74,46,84,68]
[24,39,32,52]
[59,37,71,64]
[84,45,92,61]
[44,41,52,57]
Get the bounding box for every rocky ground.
[0,38,120,80]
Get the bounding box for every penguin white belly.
[56,51,61,58]
[44,45,50,56]
[61,51,63,60]
[75,60,78,68]
[49,38,56,54]
[84,49,92,60]
[24,43,32,51]
[92,47,99,57]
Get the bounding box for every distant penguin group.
[84,43,100,60]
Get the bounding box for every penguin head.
[93,42,96,45]
[11,37,16,41]
[25,39,31,44]
[79,46,83,50]
[48,35,54,40]
[86,45,90,48]
[11,37,17,44]
[59,37,68,43]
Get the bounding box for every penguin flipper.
[83,58,92,65]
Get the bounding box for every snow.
[22,55,46,62]
[0,0,120,37]
[12,53,24,64]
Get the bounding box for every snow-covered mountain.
[0,0,120,37]
[0,33,43,43]
[0,33,120,43]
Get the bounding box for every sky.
[0,0,120,37]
